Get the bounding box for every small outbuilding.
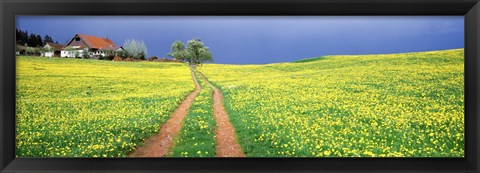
[43,42,64,57]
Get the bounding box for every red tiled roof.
[75,34,119,49]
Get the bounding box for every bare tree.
[123,39,148,60]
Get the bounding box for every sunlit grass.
[16,56,194,157]
[199,49,464,157]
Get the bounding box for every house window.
[75,37,80,41]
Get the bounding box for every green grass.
[169,70,216,157]
[16,47,466,158]
[199,49,464,157]
[16,56,194,157]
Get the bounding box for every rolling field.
[16,56,194,157]
[199,49,464,157]
[16,48,464,157]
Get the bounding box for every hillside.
[199,48,464,157]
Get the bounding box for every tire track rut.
[129,71,201,157]
[197,71,246,157]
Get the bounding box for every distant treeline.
[16,29,58,47]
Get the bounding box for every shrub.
[148,56,158,61]
[74,51,80,58]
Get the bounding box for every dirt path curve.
[129,71,201,157]
[197,71,246,157]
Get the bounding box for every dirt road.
[129,71,201,157]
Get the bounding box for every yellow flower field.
[16,48,464,157]
[199,49,464,157]
[16,56,194,157]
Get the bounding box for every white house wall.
[60,49,122,58]
[61,50,85,58]
[44,52,54,57]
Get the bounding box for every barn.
[61,34,123,58]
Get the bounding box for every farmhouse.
[43,42,64,57]
[61,34,123,58]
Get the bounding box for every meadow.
[16,56,194,157]
[16,48,464,157]
[198,49,464,157]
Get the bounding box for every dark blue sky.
[16,16,464,64]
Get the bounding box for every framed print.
[1,0,480,172]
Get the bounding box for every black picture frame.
[1,0,479,173]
